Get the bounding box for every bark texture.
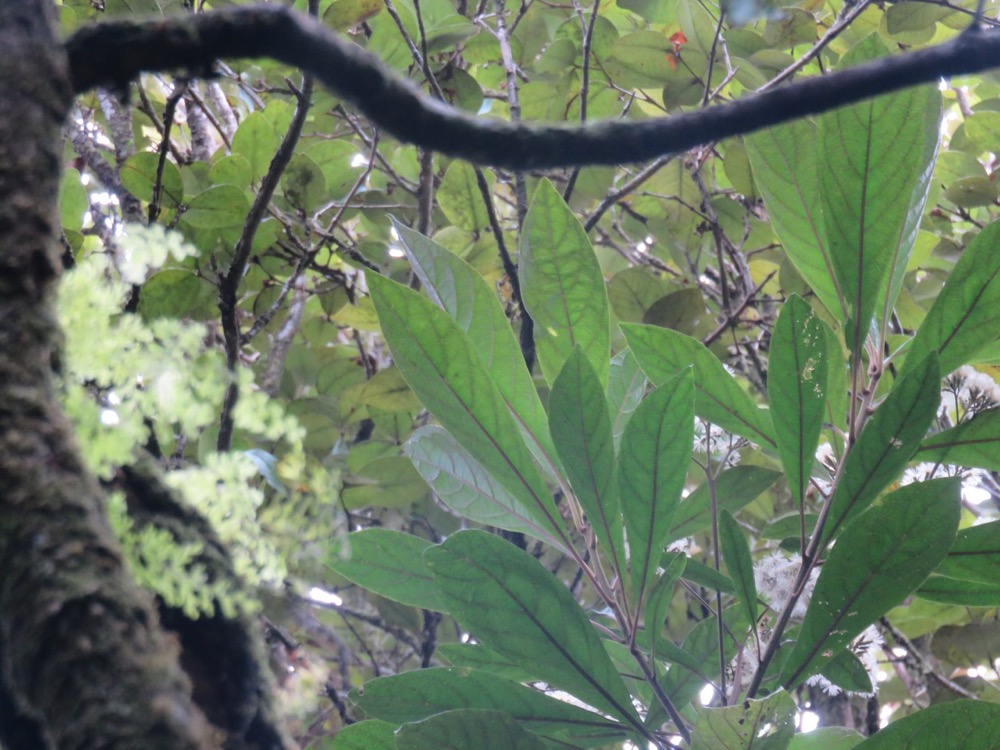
[0,3,266,748]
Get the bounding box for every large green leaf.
[351,668,626,747]
[719,509,759,635]
[853,701,1000,749]
[395,709,546,750]
[549,348,624,577]
[622,324,774,447]
[691,690,796,750]
[769,295,829,507]
[746,121,844,321]
[329,719,397,750]
[327,528,443,611]
[934,520,1000,585]
[424,531,645,733]
[918,407,1000,471]
[394,220,556,469]
[619,369,694,609]
[668,466,782,542]
[820,354,940,544]
[404,426,565,550]
[520,179,610,386]
[917,575,1000,606]
[788,727,864,750]
[781,478,960,688]
[369,273,565,544]
[820,35,940,355]
[903,221,1000,378]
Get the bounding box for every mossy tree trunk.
[0,4,288,748]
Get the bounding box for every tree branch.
[67,6,1000,169]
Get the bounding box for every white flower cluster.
[731,553,883,696]
[754,551,817,620]
[941,366,1000,420]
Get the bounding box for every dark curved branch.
[67,6,1000,169]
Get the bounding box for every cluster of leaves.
[59,0,1000,746]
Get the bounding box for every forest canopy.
[4,0,1000,748]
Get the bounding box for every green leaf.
[769,295,829,507]
[521,179,610,386]
[327,529,443,611]
[607,349,647,448]
[853,701,1000,749]
[644,554,687,666]
[404,427,565,549]
[821,354,940,544]
[781,478,960,688]
[822,648,876,695]
[282,153,327,212]
[917,575,1000,606]
[549,348,624,578]
[903,221,1000,378]
[691,690,796,750]
[351,668,627,746]
[918,407,1000,471]
[437,161,491,232]
[424,531,644,732]
[120,151,184,207]
[622,324,774,447]
[746,120,844,321]
[329,719,397,750]
[934,520,1000,585]
[788,727,864,750]
[230,111,279,182]
[668,466,782,542]
[369,273,565,544]
[394,220,555,469]
[435,643,537,682]
[620,369,694,608]
[182,185,251,229]
[674,554,736,594]
[720,510,759,634]
[820,35,940,354]
[396,709,546,750]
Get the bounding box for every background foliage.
[57,0,1000,746]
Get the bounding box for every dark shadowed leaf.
[853,701,1000,749]
[424,531,644,732]
[329,719,397,750]
[326,528,443,611]
[396,709,546,750]
[351,668,627,747]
